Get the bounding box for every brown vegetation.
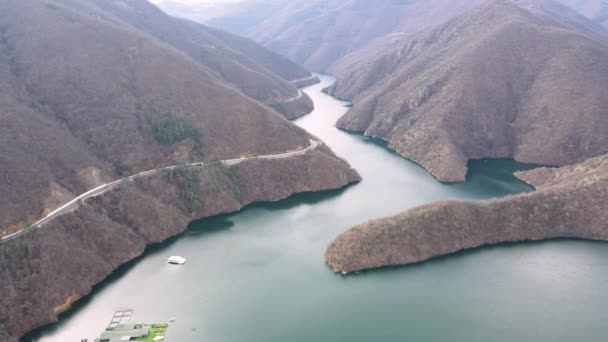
[556,0,608,27]
[0,0,327,232]
[248,0,481,71]
[0,147,360,342]
[229,0,607,71]
[82,0,315,114]
[331,0,608,181]
[326,153,608,273]
[0,2,360,338]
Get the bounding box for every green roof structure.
[96,322,168,342]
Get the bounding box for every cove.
[24,75,608,342]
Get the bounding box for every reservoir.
[25,75,608,342]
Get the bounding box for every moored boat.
[167,256,187,265]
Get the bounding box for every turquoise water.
[25,75,608,342]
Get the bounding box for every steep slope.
[247,0,481,71]
[330,0,608,182]
[152,0,243,24]
[0,0,360,339]
[329,0,608,86]
[326,153,608,273]
[194,0,605,72]
[0,0,340,234]
[154,0,292,34]
[2,146,359,342]
[517,0,608,34]
[206,0,291,34]
[75,0,317,119]
[556,0,608,27]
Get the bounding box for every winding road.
[1,139,320,243]
[283,89,304,103]
[290,75,318,84]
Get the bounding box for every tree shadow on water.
[185,215,236,237]
[21,186,354,341]
[249,186,352,212]
[20,251,154,342]
[20,220,239,341]
[184,186,352,237]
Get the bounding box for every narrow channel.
[26,75,608,342]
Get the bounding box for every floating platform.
[95,310,168,342]
[108,309,133,329]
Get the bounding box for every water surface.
[25,75,608,342]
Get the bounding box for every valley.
[22,75,608,342]
[2,0,608,341]
[0,1,356,340]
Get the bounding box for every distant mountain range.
[173,0,608,71]
[156,0,292,34]
[151,0,245,23]
[558,0,608,26]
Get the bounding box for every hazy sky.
[150,0,244,4]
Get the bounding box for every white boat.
[167,256,187,265]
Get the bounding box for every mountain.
[245,0,482,71]
[326,152,608,273]
[206,0,290,34]
[156,0,293,35]
[190,0,606,72]
[556,0,608,27]
[0,0,318,235]
[152,0,243,23]
[64,0,318,119]
[328,0,608,182]
[517,0,608,33]
[0,1,359,339]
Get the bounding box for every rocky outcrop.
[325,154,608,273]
[330,0,608,182]
[0,146,360,342]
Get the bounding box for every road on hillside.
[283,89,304,103]
[290,75,318,84]
[1,140,320,242]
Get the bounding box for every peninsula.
[326,153,608,273]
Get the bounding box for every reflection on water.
[24,75,608,342]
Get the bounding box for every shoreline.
[1,145,361,342]
[1,140,322,243]
[21,182,359,341]
[325,154,608,273]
